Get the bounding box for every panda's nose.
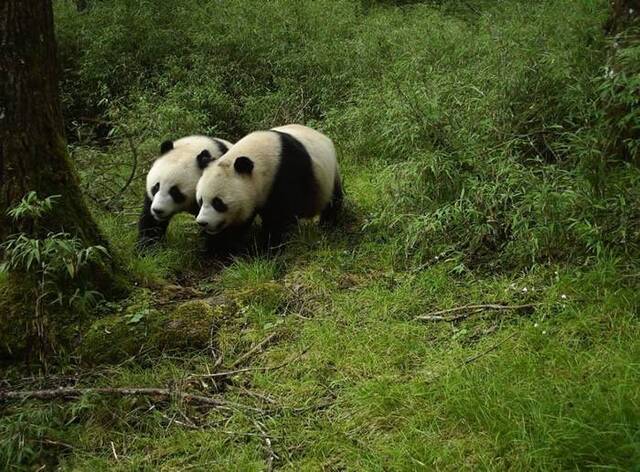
[198,221,208,227]
[153,208,165,217]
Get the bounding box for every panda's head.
[146,140,217,221]
[195,156,256,234]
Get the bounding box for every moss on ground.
[230,281,285,312]
[154,299,222,351]
[79,292,237,364]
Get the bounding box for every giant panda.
[137,135,233,248]
[195,124,342,249]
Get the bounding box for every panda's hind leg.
[320,175,343,227]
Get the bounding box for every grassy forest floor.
[2,0,640,470]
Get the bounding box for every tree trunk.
[0,1,120,289]
[1,2,97,241]
[74,0,89,12]
[605,0,640,35]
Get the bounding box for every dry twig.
[415,303,537,322]
[110,441,119,462]
[424,331,520,384]
[197,347,310,380]
[464,331,518,365]
[0,387,255,411]
[41,438,73,450]
[230,385,279,405]
[253,419,278,472]
[231,332,279,369]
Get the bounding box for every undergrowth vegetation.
[2,0,640,470]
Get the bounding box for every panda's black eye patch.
[198,198,203,207]
[169,185,186,203]
[151,183,160,196]
[212,197,228,212]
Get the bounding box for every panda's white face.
[196,158,256,234]
[146,158,197,221]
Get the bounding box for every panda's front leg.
[260,214,296,250]
[137,195,169,249]
[204,223,250,258]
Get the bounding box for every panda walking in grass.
[196,124,343,251]
[138,135,233,248]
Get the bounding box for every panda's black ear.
[160,140,174,154]
[197,150,214,169]
[234,156,254,175]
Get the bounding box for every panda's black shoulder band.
[214,139,229,154]
[160,140,174,154]
[197,149,214,169]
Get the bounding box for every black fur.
[212,197,228,212]
[214,139,229,155]
[197,149,214,169]
[257,130,319,246]
[137,194,169,249]
[234,156,254,174]
[169,185,186,203]
[160,140,173,154]
[204,221,252,257]
[320,173,343,226]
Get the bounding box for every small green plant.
[599,27,640,162]
[0,192,109,360]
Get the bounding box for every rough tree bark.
[0,2,101,243]
[605,0,640,35]
[0,0,120,289]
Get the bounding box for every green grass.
[2,0,640,470]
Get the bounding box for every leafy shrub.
[598,27,640,163]
[0,192,109,360]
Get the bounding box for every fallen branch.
[0,387,251,411]
[415,303,537,322]
[464,331,518,365]
[417,311,482,322]
[41,438,74,450]
[424,331,520,384]
[230,385,279,405]
[231,332,279,369]
[197,346,311,379]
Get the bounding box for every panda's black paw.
[203,232,241,260]
[135,236,161,253]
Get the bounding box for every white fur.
[196,124,338,234]
[146,135,232,221]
